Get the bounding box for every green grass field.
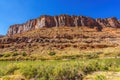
[0,58,120,80]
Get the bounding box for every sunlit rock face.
[96,17,120,28]
[7,19,37,36]
[107,17,120,28]
[7,15,120,36]
[0,35,4,38]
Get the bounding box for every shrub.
[0,54,3,57]
[95,75,107,80]
[5,64,19,75]
[11,52,19,56]
[86,53,99,59]
[2,76,11,80]
[48,51,56,56]
[81,60,110,74]
[0,69,4,77]
[53,63,83,80]
[21,52,27,56]
[82,63,96,74]
[19,65,38,79]
[3,52,19,57]
[3,53,11,57]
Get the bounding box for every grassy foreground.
[0,58,120,80]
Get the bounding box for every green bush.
[21,52,27,56]
[2,52,19,58]
[95,75,107,80]
[5,64,19,75]
[86,53,99,59]
[0,54,3,57]
[48,51,56,56]
[2,76,11,80]
[53,63,83,80]
[3,53,11,57]
[11,52,19,56]
[20,65,37,79]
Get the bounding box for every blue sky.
[0,0,120,35]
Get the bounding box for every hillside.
[0,26,120,60]
[0,15,120,60]
[1,15,120,79]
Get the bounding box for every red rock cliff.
[7,15,120,36]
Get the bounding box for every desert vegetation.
[0,46,120,61]
[0,58,120,80]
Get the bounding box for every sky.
[0,0,120,35]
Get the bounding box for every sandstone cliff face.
[0,35,4,38]
[7,19,37,36]
[96,17,120,28]
[7,15,120,35]
[118,20,120,24]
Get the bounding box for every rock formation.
[7,15,120,36]
[96,17,120,28]
[0,35,4,38]
[7,19,37,35]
